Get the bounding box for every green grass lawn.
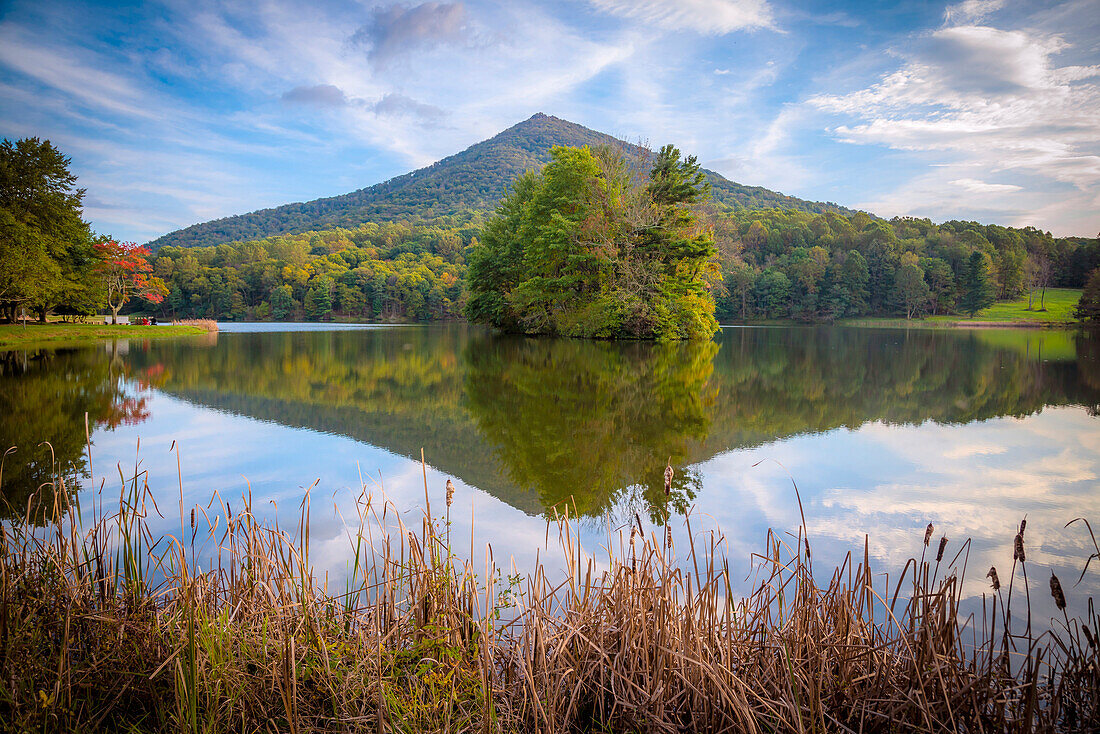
[843,288,1082,328]
[924,288,1081,324]
[0,322,207,350]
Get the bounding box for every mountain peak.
[148,115,854,250]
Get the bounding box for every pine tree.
[1075,267,1100,323]
[959,251,996,317]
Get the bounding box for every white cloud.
[949,178,1023,194]
[0,25,159,120]
[943,0,1006,25]
[809,22,1100,235]
[589,0,775,34]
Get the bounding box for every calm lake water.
[3,323,1100,621]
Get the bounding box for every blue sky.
[1,0,1097,242]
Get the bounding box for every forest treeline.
[142,205,1099,324]
[149,219,473,322]
[712,209,1099,320]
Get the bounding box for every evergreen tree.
[1075,267,1100,323]
[959,251,996,317]
[270,284,296,320]
[304,277,333,321]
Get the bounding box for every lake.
[3,323,1099,623]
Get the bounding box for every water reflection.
[0,342,151,520]
[4,326,1098,522]
[464,335,718,520]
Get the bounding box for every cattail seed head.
[446,479,455,509]
[190,508,195,530]
[666,524,673,550]
[987,566,1000,591]
[1014,533,1025,562]
[924,523,934,546]
[629,525,637,545]
[1050,573,1066,610]
[1019,518,1026,537]
[1083,625,1096,649]
[663,463,673,495]
[226,502,232,521]
[936,536,948,563]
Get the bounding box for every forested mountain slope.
[148,113,854,250]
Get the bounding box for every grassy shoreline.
[1,463,1096,732]
[0,322,211,350]
[719,288,1084,330]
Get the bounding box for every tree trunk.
[38,305,47,323]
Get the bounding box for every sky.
[1,0,1098,242]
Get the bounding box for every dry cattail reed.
[7,449,1100,734]
[987,566,1000,591]
[1014,533,1025,562]
[446,479,455,508]
[190,508,195,529]
[663,461,673,496]
[1050,573,1066,610]
[924,522,934,546]
[1019,518,1027,536]
[936,536,948,563]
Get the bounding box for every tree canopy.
[466,144,720,340]
[1075,267,1100,324]
[0,138,99,321]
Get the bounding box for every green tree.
[959,251,996,317]
[838,250,870,316]
[0,138,99,321]
[270,284,296,320]
[892,259,931,319]
[994,247,1025,298]
[921,257,956,315]
[465,144,718,339]
[754,268,791,318]
[1075,267,1100,323]
[304,277,334,321]
[724,263,757,320]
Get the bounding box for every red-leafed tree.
[94,240,168,323]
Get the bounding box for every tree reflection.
[464,335,719,521]
[0,344,152,521]
[14,325,1097,521]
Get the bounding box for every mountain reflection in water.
[5,325,1096,522]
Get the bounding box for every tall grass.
[1,457,1097,732]
[173,319,219,332]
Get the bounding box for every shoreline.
[0,322,212,350]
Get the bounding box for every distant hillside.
[149,114,855,249]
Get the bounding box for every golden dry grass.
[0,456,1097,732]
